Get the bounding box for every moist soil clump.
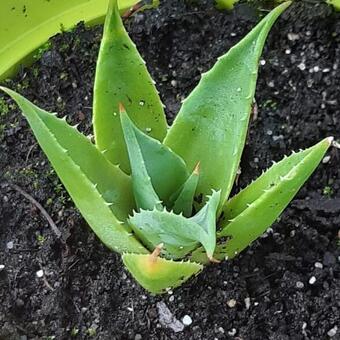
[0,1,339,339]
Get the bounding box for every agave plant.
[0,0,333,294]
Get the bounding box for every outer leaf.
[122,253,202,294]
[120,108,162,211]
[217,137,332,260]
[164,2,291,208]
[93,0,167,173]
[191,137,332,263]
[121,105,189,207]
[1,87,148,254]
[172,163,200,217]
[129,192,220,259]
[0,0,157,81]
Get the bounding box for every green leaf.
[172,163,200,217]
[129,208,198,259]
[120,106,162,211]
[327,0,340,11]
[216,137,332,260]
[0,0,155,81]
[120,104,190,207]
[93,0,167,173]
[0,87,148,254]
[215,0,239,10]
[190,190,220,258]
[122,253,202,294]
[164,2,291,208]
[129,191,220,259]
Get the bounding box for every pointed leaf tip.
[93,0,167,173]
[193,162,200,175]
[217,138,332,260]
[119,102,126,113]
[0,87,147,254]
[164,2,290,208]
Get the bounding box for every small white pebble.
[0,264,5,271]
[313,66,320,72]
[182,315,192,326]
[327,326,338,337]
[309,276,316,285]
[244,297,251,310]
[285,49,291,55]
[296,281,304,289]
[218,327,225,334]
[6,241,14,250]
[322,155,331,164]
[170,80,177,87]
[287,32,300,41]
[314,262,323,269]
[267,130,273,136]
[260,59,266,66]
[298,62,306,71]
[228,328,237,336]
[227,299,237,308]
[254,302,259,306]
[169,295,175,302]
[36,270,44,278]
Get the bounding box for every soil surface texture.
[0,1,340,339]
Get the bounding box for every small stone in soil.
[228,328,237,336]
[298,62,306,71]
[327,326,338,337]
[296,281,304,289]
[0,264,5,271]
[182,315,192,326]
[157,301,184,333]
[314,262,323,269]
[227,299,237,308]
[244,297,251,310]
[36,270,44,278]
[6,241,14,249]
[322,155,331,164]
[287,32,300,41]
[309,276,316,285]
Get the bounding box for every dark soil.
[1,1,340,339]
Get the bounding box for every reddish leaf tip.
[119,102,126,113]
[194,161,200,176]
